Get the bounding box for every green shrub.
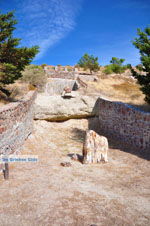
[135,64,143,71]
[103,65,113,74]
[104,57,128,74]
[104,64,126,74]
[21,64,47,92]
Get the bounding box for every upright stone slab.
[82,130,108,164]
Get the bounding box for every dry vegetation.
[85,72,150,112]
[1,68,149,112]
[0,65,46,107]
[0,82,34,107]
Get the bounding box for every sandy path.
[0,119,150,226]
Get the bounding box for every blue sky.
[0,0,150,66]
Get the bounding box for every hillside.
[2,67,149,111]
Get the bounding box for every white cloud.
[14,0,83,59]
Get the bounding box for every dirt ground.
[0,119,150,226]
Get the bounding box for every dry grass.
[85,74,150,112]
[1,70,149,111]
[0,82,33,106]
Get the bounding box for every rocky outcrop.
[77,74,98,82]
[44,78,79,95]
[34,94,99,121]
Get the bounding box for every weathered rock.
[77,74,99,82]
[61,87,76,99]
[34,94,99,121]
[71,154,78,161]
[63,87,72,93]
[60,162,72,167]
[44,78,79,95]
[82,130,108,164]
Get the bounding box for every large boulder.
[44,78,79,95]
[34,94,99,121]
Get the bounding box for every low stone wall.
[46,71,98,82]
[97,98,150,151]
[45,78,78,95]
[46,71,76,80]
[0,91,36,155]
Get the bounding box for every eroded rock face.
[82,130,108,164]
[45,78,79,95]
[34,94,99,121]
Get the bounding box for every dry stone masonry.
[0,87,149,157]
[97,98,150,152]
[0,91,36,155]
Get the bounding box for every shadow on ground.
[88,117,150,161]
[70,128,86,143]
[63,95,149,161]
[67,153,83,163]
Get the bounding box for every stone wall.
[97,98,150,151]
[44,66,78,73]
[45,78,78,95]
[0,91,36,155]
[46,71,76,80]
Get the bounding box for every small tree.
[78,53,100,74]
[131,27,150,104]
[0,11,39,88]
[110,57,125,65]
[104,57,126,74]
